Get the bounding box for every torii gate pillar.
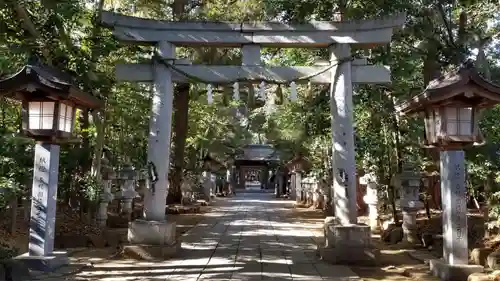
[126,41,179,258]
[320,45,381,265]
[330,43,357,225]
[100,11,405,262]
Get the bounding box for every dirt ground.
[0,205,209,255]
[289,206,441,281]
[1,199,492,281]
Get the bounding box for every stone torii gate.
[100,11,405,259]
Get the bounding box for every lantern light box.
[396,60,500,149]
[0,61,102,143]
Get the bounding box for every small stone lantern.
[359,172,379,232]
[98,156,115,227]
[117,164,139,219]
[202,154,221,201]
[396,60,500,281]
[285,155,311,203]
[394,164,423,244]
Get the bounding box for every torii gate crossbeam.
[100,11,405,264]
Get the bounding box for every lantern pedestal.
[293,171,303,203]
[360,173,379,233]
[429,150,483,281]
[276,172,284,198]
[363,196,379,233]
[430,260,483,281]
[290,172,297,201]
[14,143,68,271]
[202,171,212,203]
[401,206,421,244]
[319,217,380,265]
[125,219,180,260]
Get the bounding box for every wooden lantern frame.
[0,61,103,143]
[21,98,77,140]
[396,61,500,150]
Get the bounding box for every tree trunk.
[9,196,18,234]
[166,0,191,204]
[168,83,190,204]
[423,41,442,211]
[91,110,106,179]
[79,109,91,217]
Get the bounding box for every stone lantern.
[97,156,115,227]
[0,59,103,271]
[202,154,221,201]
[117,164,139,219]
[285,155,311,203]
[359,172,379,232]
[396,60,500,281]
[394,163,423,244]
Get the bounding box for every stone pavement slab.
[65,191,362,281]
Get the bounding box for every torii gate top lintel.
[100,11,406,48]
[103,10,404,227]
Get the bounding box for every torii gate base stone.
[101,11,404,262]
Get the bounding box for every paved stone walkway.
[77,192,361,281]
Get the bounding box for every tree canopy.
[1,0,500,224]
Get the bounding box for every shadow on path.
[69,192,361,281]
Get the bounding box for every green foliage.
[0,241,18,260]
[0,0,500,223]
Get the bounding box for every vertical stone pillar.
[143,41,175,221]
[290,172,297,200]
[225,169,231,195]
[320,45,379,265]
[239,167,245,189]
[126,41,178,258]
[210,173,217,197]
[16,143,67,271]
[295,172,303,203]
[429,151,482,280]
[274,169,283,198]
[202,171,212,202]
[242,44,261,66]
[440,150,468,265]
[230,165,237,194]
[329,44,357,225]
[276,171,283,198]
[262,166,269,189]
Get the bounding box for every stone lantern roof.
[285,155,312,173]
[0,59,103,109]
[396,60,500,116]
